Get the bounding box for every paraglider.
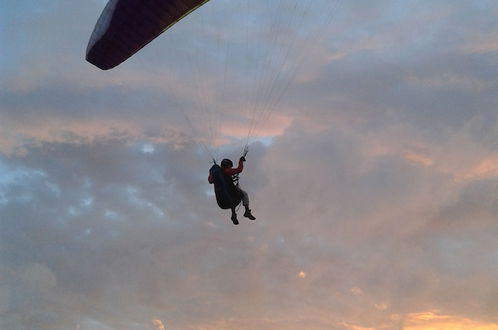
[208,148,256,225]
[87,0,261,225]
[86,0,209,70]
[86,0,338,223]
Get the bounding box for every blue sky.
[2,1,498,329]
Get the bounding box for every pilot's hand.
[240,156,246,162]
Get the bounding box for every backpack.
[209,164,242,209]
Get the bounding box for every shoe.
[231,213,239,225]
[243,209,256,220]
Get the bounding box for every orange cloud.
[404,151,434,167]
[152,318,165,330]
[340,321,374,330]
[404,311,498,330]
[464,156,498,181]
[0,114,228,154]
[220,114,293,138]
[0,117,175,154]
[351,287,364,296]
[374,303,388,311]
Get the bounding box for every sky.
[1,0,498,329]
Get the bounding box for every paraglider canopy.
[86,0,209,70]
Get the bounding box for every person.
[208,156,256,224]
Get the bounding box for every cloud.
[464,156,498,180]
[404,311,498,330]
[2,0,498,329]
[152,318,165,330]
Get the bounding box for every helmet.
[221,159,233,169]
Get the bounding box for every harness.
[210,145,248,210]
[233,145,248,188]
[232,173,240,187]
